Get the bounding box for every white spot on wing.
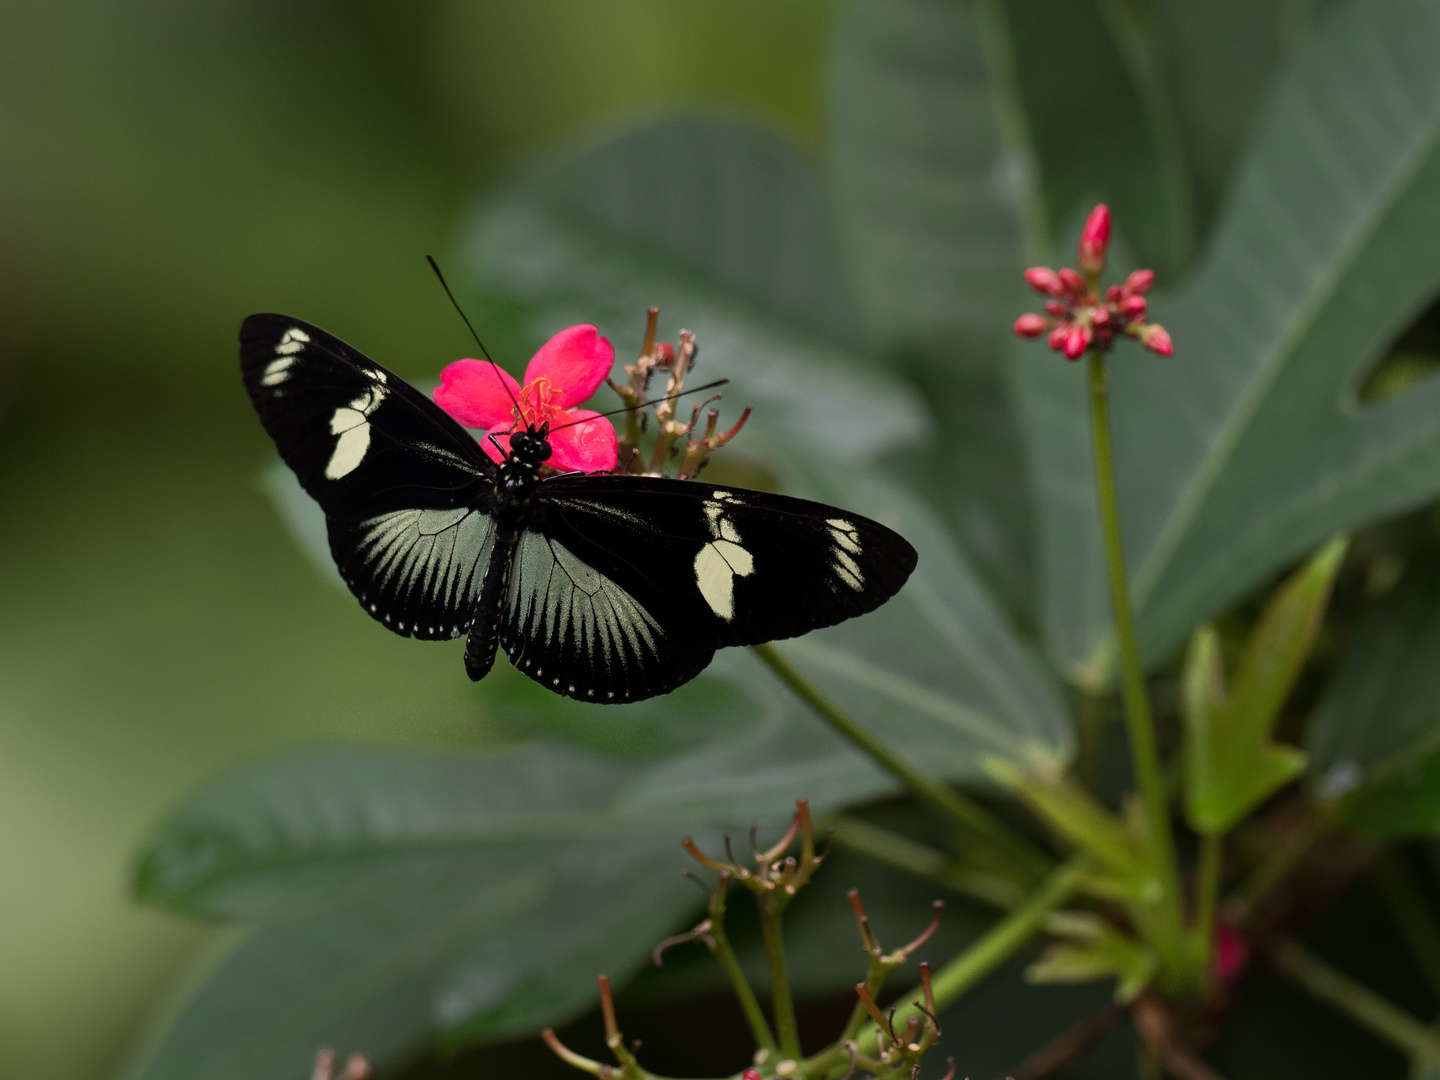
[277,327,310,354]
[261,356,295,385]
[695,540,754,620]
[324,388,385,480]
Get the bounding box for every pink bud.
[1106,284,1123,303]
[1124,268,1155,295]
[654,341,676,364]
[1024,267,1064,296]
[1118,294,1147,320]
[1077,204,1111,275]
[743,1071,763,1080]
[1044,300,1067,317]
[1047,324,1068,351]
[1013,313,1047,338]
[1142,324,1173,356]
[1062,323,1092,359]
[1057,268,1085,295]
[1091,306,1111,327]
[1212,925,1248,982]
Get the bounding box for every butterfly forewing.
[241,314,499,639]
[240,314,494,522]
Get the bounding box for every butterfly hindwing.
[501,497,719,701]
[241,314,499,639]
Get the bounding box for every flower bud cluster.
[1013,204,1174,360]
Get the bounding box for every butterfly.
[240,313,919,703]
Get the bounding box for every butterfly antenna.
[426,255,521,416]
[547,379,732,433]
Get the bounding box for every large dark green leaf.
[459,115,923,464]
[826,0,1036,615]
[1020,0,1440,680]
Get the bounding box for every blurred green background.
[0,3,835,1077]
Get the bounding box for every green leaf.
[459,115,925,465]
[1309,537,1440,835]
[1183,537,1344,835]
[827,0,1037,612]
[987,759,1153,901]
[1027,911,1158,1004]
[1021,0,1440,678]
[771,469,1073,778]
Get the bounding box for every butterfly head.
[508,424,553,468]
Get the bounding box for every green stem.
[1086,350,1186,981]
[1272,939,1440,1063]
[753,642,1051,880]
[827,813,1024,910]
[1193,833,1222,979]
[760,900,802,1061]
[847,858,1084,1062]
[710,918,777,1052]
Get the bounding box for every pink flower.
[434,325,618,473]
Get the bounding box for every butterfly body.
[241,313,918,703]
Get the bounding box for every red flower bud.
[1118,294,1147,320]
[1142,324,1173,356]
[1123,268,1155,295]
[1091,306,1111,327]
[1044,300,1067,317]
[1077,203,1111,275]
[743,1072,763,1080]
[1024,267,1064,296]
[1094,326,1115,348]
[1063,323,1092,360]
[654,341,676,364]
[1013,313,1047,338]
[1048,324,1068,351]
[1058,267,1086,295]
[1106,284,1123,303]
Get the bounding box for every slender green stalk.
[1272,939,1440,1064]
[710,917,778,1052]
[753,642,1051,880]
[1373,851,1440,1007]
[1193,833,1223,979]
[759,902,802,1061]
[1086,350,1187,981]
[827,813,1024,910]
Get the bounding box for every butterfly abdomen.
[464,524,521,682]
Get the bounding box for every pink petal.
[547,410,617,473]
[523,325,614,409]
[434,359,522,429]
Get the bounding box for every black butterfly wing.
[502,475,918,702]
[240,313,499,640]
[501,496,719,702]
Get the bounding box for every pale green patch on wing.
[507,531,663,688]
[356,506,496,635]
